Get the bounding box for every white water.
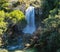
[23,6,36,34]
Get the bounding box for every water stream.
[23,6,36,34]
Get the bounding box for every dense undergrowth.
[0,0,26,47]
[27,0,60,52]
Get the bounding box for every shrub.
[9,10,25,24]
[0,10,8,46]
[0,10,8,35]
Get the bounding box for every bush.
[37,2,59,52]
[0,9,25,46]
[0,10,8,35]
[5,10,25,24]
[9,10,25,23]
[0,10,8,46]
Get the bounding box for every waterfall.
[23,6,36,34]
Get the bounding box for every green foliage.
[5,10,25,25]
[43,7,59,28]
[40,1,60,51]
[0,10,8,46]
[0,22,8,35]
[38,26,60,52]
[0,0,59,52]
[0,8,25,46]
[0,10,5,18]
[29,0,60,52]
[40,0,58,19]
[9,10,25,23]
[2,3,9,7]
[0,0,10,12]
[0,10,8,35]
[43,16,60,28]
[44,0,58,10]
[1,3,10,10]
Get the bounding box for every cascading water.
[3,6,36,51]
[23,6,36,34]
